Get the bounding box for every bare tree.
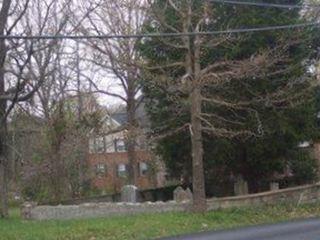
[76,0,147,185]
[143,0,315,212]
[0,0,32,218]
[20,0,96,201]
[0,0,70,217]
[26,46,91,201]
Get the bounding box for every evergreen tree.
[139,0,319,198]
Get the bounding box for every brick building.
[88,106,166,193]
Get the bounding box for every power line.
[209,0,320,9]
[0,22,318,40]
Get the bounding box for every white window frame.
[115,138,126,152]
[117,163,127,177]
[139,162,148,176]
[95,163,107,177]
[94,137,105,153]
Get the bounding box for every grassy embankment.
[1,203,320,240]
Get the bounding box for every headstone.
[234,175,249,196]
[173,186,193,202]
[270,182,279,191]
[121,185,138,203]
[21,202,37,220]
[185,188,193,201]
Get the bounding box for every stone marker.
[185,188,193,202]
[234,175,249,196]
[173,186,193,202]
[21,202,37,219]
[270,182,280,191]
[121,185,138,203]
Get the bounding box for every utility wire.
[0,22,318,40]
[209,0,320,9]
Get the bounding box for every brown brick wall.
[88,151,159,192]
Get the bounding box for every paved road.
[160,218,320,240]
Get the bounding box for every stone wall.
[313,142,320,178]
[208,183,320,210]
[22,183,320,220]
[22,201,189,220]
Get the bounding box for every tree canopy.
[139,0,319,196]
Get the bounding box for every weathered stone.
[173,186,193,203]
[121,185,138,203]
[21,202,37,220]
[185,188,193,201]
[23,201,190,220]
[234,176,249,196]
[270,182,280,191]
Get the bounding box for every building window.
[105,137,115,153]
[94,137,105,153]
[115,139,126,152]
[95,163,106,177]
[139,162,148,176]
[89,139,95,153]
[117,163,127,178]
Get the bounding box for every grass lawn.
[1,203,320,240]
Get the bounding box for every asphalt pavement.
[159,218,320,240]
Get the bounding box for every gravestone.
[185,188,193,201]
[173,186,193,202]
[121,185,138,203]
[234,175,249,196]
[270,182,279,191]
[21,202,37,219]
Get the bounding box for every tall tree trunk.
[190,16,207,211]
[0,0,11,218]
[190,86,206,212]
[0,50,8,218]
[49,106,66,203]
[76,41,85,195]
[190,44,207,211]
[185,6,207,212]
[0,119,9,218]
[126,91,137,186]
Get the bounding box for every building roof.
[111,112,128,126]
[108,98,149,129]
[91,96,150,136]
